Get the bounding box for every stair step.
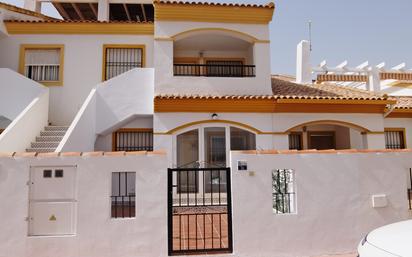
[40,131,66,137]
[36,136,63,142]
[45,126,69,131]
[31,141,60,148]
[26,148,56,153]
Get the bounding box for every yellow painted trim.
[171,28,263,43]
[154,2,274,24]
[154,97,391,114]
[154,37,174,41]
[255,40,271,44]
[153,119,269,135]
[361,131,385,135]
[5,21,154,35]
[284,120,372,133]
[384,127,407,148]
[102,44,146,81]
[19,44,65,86]
[276,98,397,105]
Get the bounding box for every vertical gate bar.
[122,195,125,218]
[226,168,233,252]
[203,213,206,250]
[284,169,288,212]
[409,168,412,210]
[219,212,222,248]
[210,169,213,205]
[195,213,198,250]
[118,173,121,217]
[179,214,182,251]
[195,170,197,206]
[179,171,181,206]
[125,173,128,216]
[203,169,205,206]
[167,168,173,255]
[219,169,221,205]
[211,212,214,249]
[187,213,190,250]
[187,170,190,206]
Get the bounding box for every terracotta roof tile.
[4,19,153,24]
[394,96,412,109]
[236,149,412,155]
[271,76,391,101]
[155,75,392,102]
[153,0,275,9]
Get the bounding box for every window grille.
[272,169,296,214]
[288,133,303,150]
[104,47,143,80]
[24,49,61,82]
[384,129,406,149]
[111,172,136,218]
[113,129,153,151]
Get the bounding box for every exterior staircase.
[26,126,68,153]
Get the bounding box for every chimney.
[24,0,41,12]
[296,40,311,84]
[367,66,381,92]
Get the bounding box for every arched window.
[175,125,256,168]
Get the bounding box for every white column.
[272,134,288,150]
[367,67,381,92]
[363,133,385,149]
[296,40,312,84]
[97,0,109,21]
[24,0,41,12]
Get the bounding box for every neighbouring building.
[0,1,411,257]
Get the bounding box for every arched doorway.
[174,123,256,168]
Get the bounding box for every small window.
[288,133,303,150]
[272,169,296,214]
[111,172,136,218]
[43,170,52,178]
[55,169,64,178]
[112,129,153,151]
[20,45,64,86]
[384,128,406,149]
[103,45,144,80]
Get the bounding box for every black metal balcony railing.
[173,64,256,77]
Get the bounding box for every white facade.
[0,34,154,125]
[0,151,410,257]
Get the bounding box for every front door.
[167,167,233,255]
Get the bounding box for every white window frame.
[172,123,256,168]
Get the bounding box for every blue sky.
[4,0,412,75]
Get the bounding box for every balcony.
[173,63,255,77]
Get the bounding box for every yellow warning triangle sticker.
[49,215,57,221]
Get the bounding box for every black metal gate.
[167,167,233,255]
